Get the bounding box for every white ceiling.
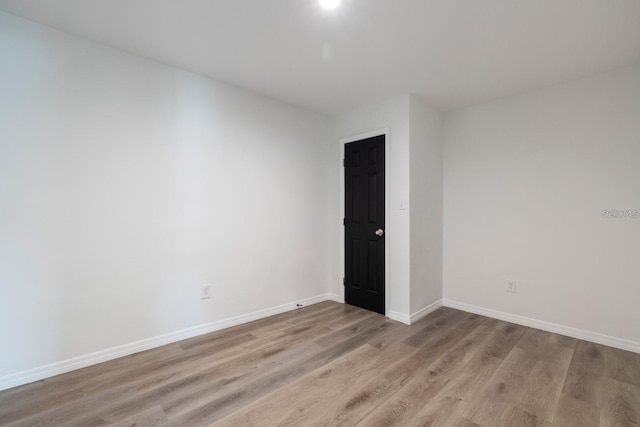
[1,0,640,115]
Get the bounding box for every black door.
[344,135,385,314]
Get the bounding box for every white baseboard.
[388,300,444,325]
[328,293,344,303]
[0,293,332,391]
[443,299,640,354]
[410,299,443,324]
[388,310,411,325]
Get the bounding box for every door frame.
[340,128,390,316]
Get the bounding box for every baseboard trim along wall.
[443,299,640,355]
[0,294,331,392]
[388,310,411,324]
[410,300,443,324]
[389,300,444,325]
[328,293,345,303]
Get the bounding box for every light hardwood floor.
[1,301,639,426]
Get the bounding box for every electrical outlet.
[507,281,517,293]
[201,284,211,299]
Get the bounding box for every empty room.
[1,0,639,426]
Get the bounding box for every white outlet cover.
[201,284,211,299]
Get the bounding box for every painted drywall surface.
[0,11,332,377]
[443,64,640,344]
[331,96,411,317]
[409,96,443,314]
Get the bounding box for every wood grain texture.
[561,340,605,405]
[551,396,599,427]
[0,301,638,426]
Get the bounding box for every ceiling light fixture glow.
[319,0,342,10]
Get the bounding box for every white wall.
[409,96,443,316]
[443,64,640,349]
[0,11,332,382]
[331,96,411,319]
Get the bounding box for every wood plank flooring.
[1,301,639,426]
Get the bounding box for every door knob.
[375,229,384,237]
